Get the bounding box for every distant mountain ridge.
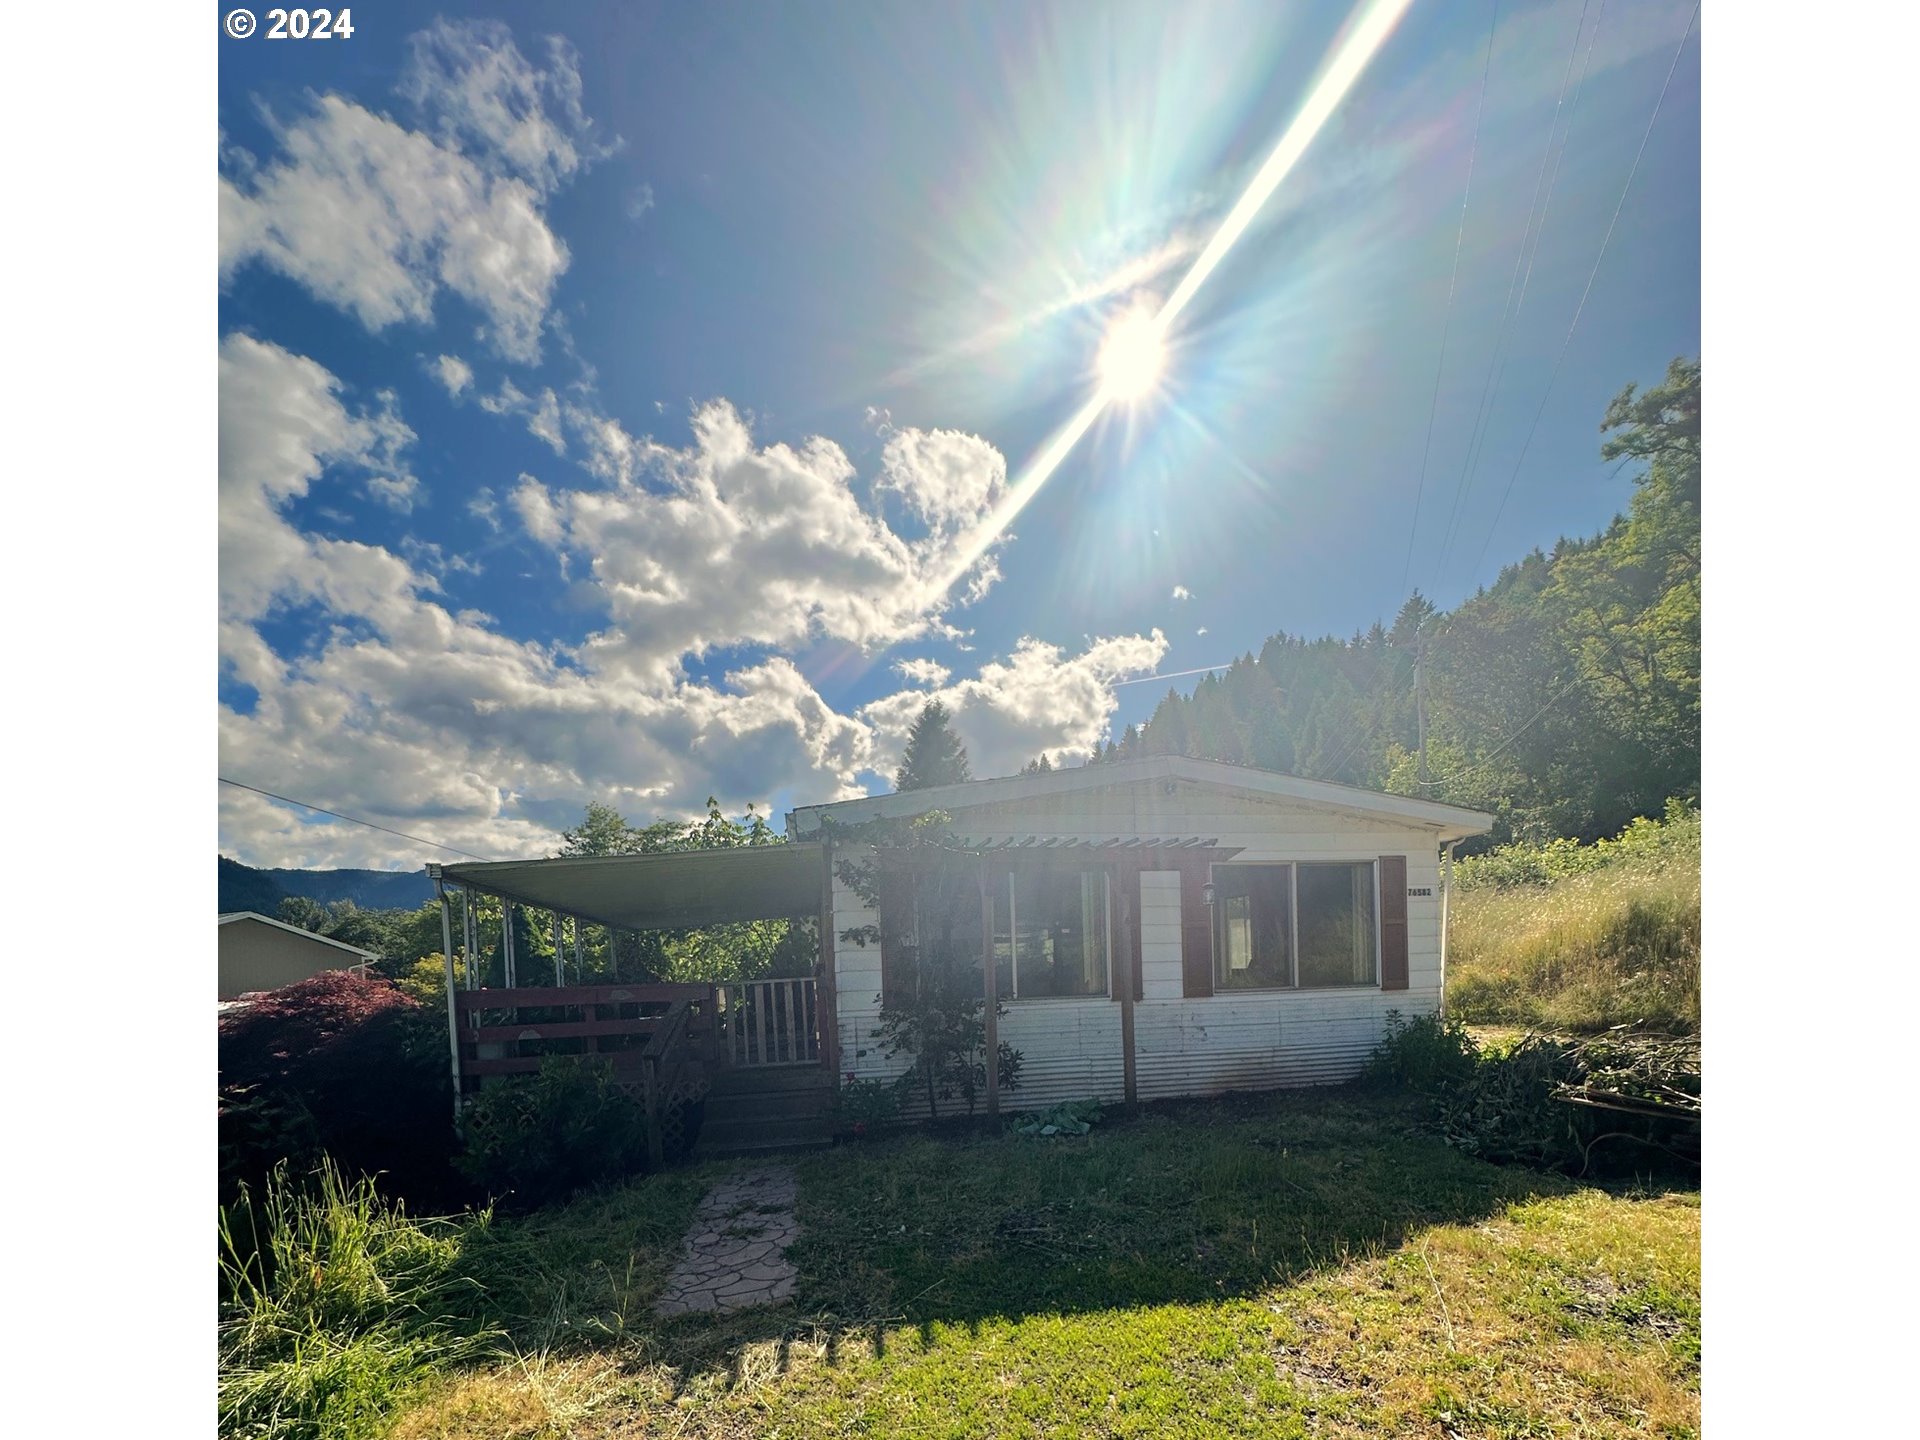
[218,856,436,914]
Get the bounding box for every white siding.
[1138,870,1183,1000]
[829,774,1449,1109]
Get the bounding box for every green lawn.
[374,1090,1698,1440]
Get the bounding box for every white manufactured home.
[790,756,1493,1109]
[432,756,1491,1151]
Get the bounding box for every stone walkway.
[654,1167,800,1316]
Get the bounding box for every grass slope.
[363,1091,1697,1440]
[1446,806,1701,1034]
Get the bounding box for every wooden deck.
[452,978,828,1162]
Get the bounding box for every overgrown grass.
[357,1090,1697,1440]
[218,1161,500,1440]
[1448,803,1701,1033]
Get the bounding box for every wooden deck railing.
[453,983,719,1081]
[454,982,721,1163]
[452,977,825,1158]
[715,978,819,1066]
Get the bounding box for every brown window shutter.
[1379,855,1408,991]
[875,863,913,1006]
[1109,864,1144,1002]
[1179,857,1214,998]
[1130,869,1144,1001]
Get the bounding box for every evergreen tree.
[895,701,973,791]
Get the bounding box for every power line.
[1429,0,1601,594]
[218,777,496,863]
[1461,0,1699,586]
[1111,662,1236,688]
[1414,627,1633,789]
[1400,0,1501,597]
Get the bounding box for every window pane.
[991,878,1013,998]
[909,870,989,999]
[1010,868,1108,997]
[1213,866,1291,989]
[1296,862,1376,987]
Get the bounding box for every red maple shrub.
[219,971,462,1208]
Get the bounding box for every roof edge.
[789,755,1493,839]
[217,911,385,958]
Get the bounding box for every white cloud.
[468,487,502,532]
[876,427,1008,530]
[219,21,602,362]
[432,354,473,397]
[218,334,419,621]
[536,401,1013,687]
[511,474,564,548]
[219,340,1166,866]
[480,379,567,455]
[1172,584,1192,600]
[565,403,640,485]
[399,19,614,194]
[893,657,951,688]
[628,183,655,222]
[862,631,1169,780]
[366,473,424,512]
[528,389,565,454]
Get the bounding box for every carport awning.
[438,842,828,931]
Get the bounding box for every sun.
[1096,307,1167,404]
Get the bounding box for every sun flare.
[1096,308,1167,403]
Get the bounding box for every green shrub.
[1009,1098,1103,1136]
[1366,1010,1481,1094]
[1429,1031,1700,1177]
[456,1058,651,1208]
[218,1159,495,1440]
[834,1076,902,1135]
[219,972,459,1210]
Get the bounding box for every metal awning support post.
[572,917,583,980]
[980,856,999,1117]
[817,841,838,1082]
[552,911,564,986]
[432,870,462,1122]
[462,891,476,991]
[503,900,517,988]
[1439,840,1457,1015]
[1116,862,1137,1105]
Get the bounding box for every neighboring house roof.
[787,754,1493,841]
[217,911,384,959]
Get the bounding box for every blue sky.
[217,0,1699,868]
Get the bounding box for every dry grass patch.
[391,1355,629,1440]
[1448,808,1700,1034]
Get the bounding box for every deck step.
[706,1064,834,1097]
[695,1113,835,1157]
[705,1088,836,1124]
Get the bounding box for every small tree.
[894,701,972,792]
[559,801,640,857]
[828,812,1021,1118]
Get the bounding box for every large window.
[1296,862,1378,987]
[1213,862,1378,990]
[1005,868,1110,998]
[1214,866,1292,989]
[904,866,1111,1000]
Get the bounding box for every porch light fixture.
[1202,881,1216,909]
